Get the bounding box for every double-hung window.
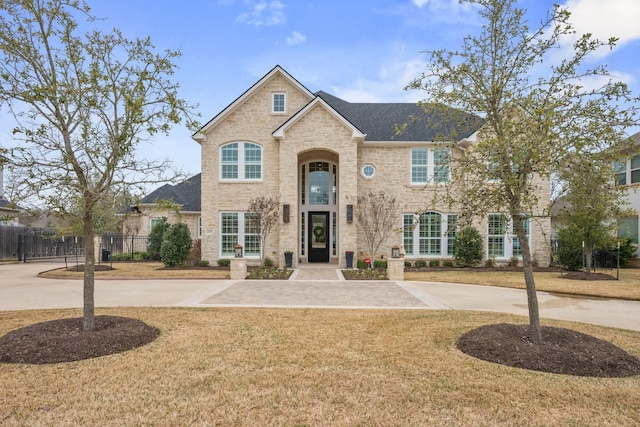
[220,212,261,257]
[488,214,531,258]
[632,155,640,184]
[272,93,286,113]
[403,212,455,257]
[220,142,262,181]
[411,147,450,184]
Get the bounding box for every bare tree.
[354,191,401,262]
[247,196,280,265]
[0,0,199,331]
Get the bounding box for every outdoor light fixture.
[391,245,400,258]
[234,244,243,258]
[346,204,353,223]
[283,204,290,223]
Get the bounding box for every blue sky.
[10,0,640,178]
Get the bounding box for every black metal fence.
[99,233,150,261]
[0,225,84,262]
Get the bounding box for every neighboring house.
[0,164,20,226]
[123,173,202,239]
[615,131,640,254]
[191,65,551,267]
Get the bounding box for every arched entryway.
[299,151,338,263]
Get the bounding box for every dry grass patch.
[1,307,639,426]
[405,268,640,300]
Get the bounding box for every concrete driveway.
[1,262,639,332]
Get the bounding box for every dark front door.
[308,211,330,263]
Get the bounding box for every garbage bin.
[102,248,110,262]
[345,251,354,269]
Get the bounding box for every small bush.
[442,260,454,267]
[217,259,230,267]
[429,259,440,268]
[453,226,483,267]
[508,257,519,267]
[404,261,412,268]
[373,259,387,269]
[485,258,497,268]
[147,218,169,261]
[414,259,427,268]
[356,259,369,269]
[108,251,148,262]
[160,222,192,268]
[187,238,202,266]
[263,257,275,268]
[197,260,210,267]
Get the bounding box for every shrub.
[263,257,275,268]
[453,226,483,267]
[197,260,210,267]
[442,260,454,267]
[147,217,169,261]
[160,222,192,268]
[109,251,147,262]
[373,259,387,269]
[217,259,230,267]
[404,261,412,268]
[429,259,440,268]
[356,259,369,269]
[187,238,202,266]
[414,259,427,268]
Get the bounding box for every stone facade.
[192,66,552,268]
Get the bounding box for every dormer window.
[272,92,286,113]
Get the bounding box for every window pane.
[434,148,450,183]
[273,93,285,112]
[221,213,238,256]
[512,217,530,257]
[309,162,330,205]
[419,212,441,255]
[411,148,428,183]
[221,143,238,179]
[404,214,415,255]
[488,214,505,257]
[447,215,457,256]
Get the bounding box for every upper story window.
[220,142,262,181]
[272,92,286,113]
[632,155,640,184]
[615,160,627,185]
[411,147,451,184]
[614,154,640,186]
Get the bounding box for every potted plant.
[284,250,294,268]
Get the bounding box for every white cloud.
[563,0,640,46]
[286,31,306,46]
[237,0,286,26]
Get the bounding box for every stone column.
[387,257,404,281]
[230,257,247,280]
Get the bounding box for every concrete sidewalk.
[1,262,639,332]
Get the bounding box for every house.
[122,173,202,239]
[615,131,640,254]
[191,65,551,267]
[0,164,20,226]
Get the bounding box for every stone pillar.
[387,257,404,281]
[230,257,247,280]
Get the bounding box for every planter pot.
[345,251,354,269]
[284,252,293,268]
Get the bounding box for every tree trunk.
[585,244,593,274]
[82,208,95,332]
[513,215,542,344]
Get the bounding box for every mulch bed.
[457,323,640,377]
[2,316,639,378]
[0,316,159,365]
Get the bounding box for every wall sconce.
[346,204,353,223]
[283,204,290,223]
[234,244,243,258]
[391,245,400,258]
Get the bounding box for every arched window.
[220,142,262,181]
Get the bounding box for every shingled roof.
[315,91,483,142]
[141,173,201,212]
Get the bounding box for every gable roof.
[316,91,483,142]
[272,96,366,140]
[193,65,315,141]
[141,173,201,212]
